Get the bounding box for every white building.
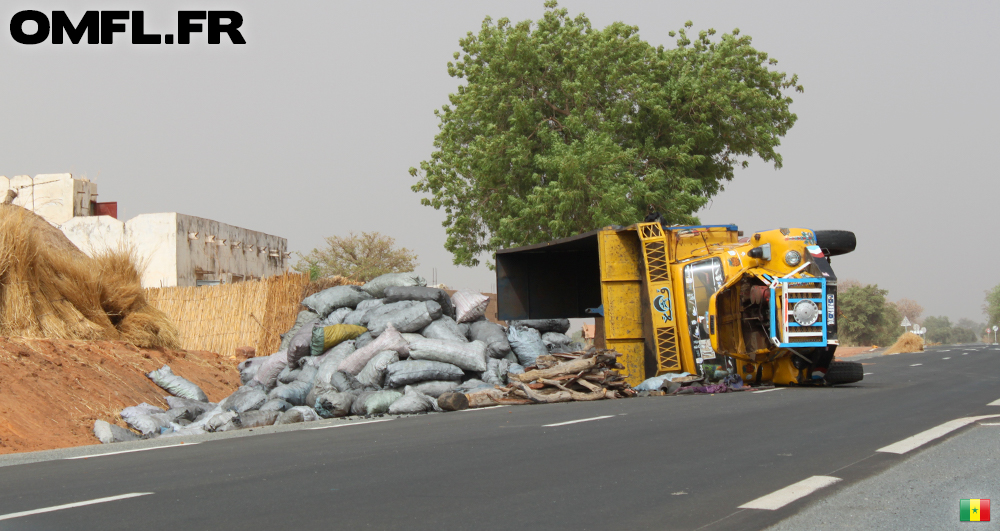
[3,173,289,288]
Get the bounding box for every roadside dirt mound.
[884,332,924,355]
[0,338,240,454]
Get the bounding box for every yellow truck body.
[497,223,857,387]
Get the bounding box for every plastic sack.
[407,338,488,372]
[331,371,365,393]
[276,406,320,425]
[350,391,376,416]
[420,316,468,343]
[93,420,141,444]
[401,333,425,344]
[354,332,374,350]
[165,407,197,423]
[507,362,525,375]
[456,322,471,340]
[408,380,459,398]
[314,391,356,418]
[509,319,570,334]
[633,372,692,391]
[383,360,464,388]
[361,301,418,327]
[470,320,511,359]
[455,378,494,393]
[367,301,442,336]
[481,358,512,386]
[384,286,455,319]
[387,386,439,414]
[364,390,403,415]
[252,351,289,390]
[120,402,164,420]
[338,323,409,375]
[205,411,239,432]
[287,323,318,368]
[314,343,356,388]
[362,272,427,298]
[302,285,372,317]
[277,367,301,384]
[238,357,267,385]
[235,410,280,429]
[281,310,320,351]
[319,306,353,326]
[125,412,171,436]
[507,326,548,367]
[258,398,292,413]
[165,396,215,417]
[310,324,367,357]
[268,380,312,406]
[357,350,400,388]
[452,290,490,323]
[220,386,268,413]
[541,332,572,350]
[343,299,385,327]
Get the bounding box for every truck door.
[682,257,725,375]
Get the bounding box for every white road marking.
[877,414,1000,454]
[753,388,784,394]
[980,423,1000,426]
[910,363,922,367]
[963,353,968,355]
[459,405,508,412]
[543,415,615,427]
[863,373,873,376]
[64,443,199,460]
[939,350,950,352]
[0,492,153,521]
[988,398,1000,406]
[308,419,393,430]
[942,357,951,360]
[738,476,842,510]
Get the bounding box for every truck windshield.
[683,257,725,366]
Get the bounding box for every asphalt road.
[0,344,997,530]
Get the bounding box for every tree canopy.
[838,284,902,347]
[411,1,802,267]
[984,283,1000,328]
[293,232,418,282]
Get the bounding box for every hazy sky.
[2,1,997,325]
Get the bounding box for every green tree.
[411,2,802,267]
[838,284,901,346]
[984,284,1000,327]
[293,232,418,283]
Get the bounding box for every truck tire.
[825,360,863,385]
[814,230,856,256]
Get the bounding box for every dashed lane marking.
[753,388,784,394]
[738,476,842,510]
[877,414,1000,454]
[459,405,508,412]
[942,357,951,360]
[64,443,199,460]
[0,493,153,521]
[988,398,1000,407]
[910,364,922,367]
[863,373,873,376]
[543,415,615,427]
[308,419,393,430]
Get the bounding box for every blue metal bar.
[663,224,739,232]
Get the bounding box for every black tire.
[825,360,863,385]
[814,230,856,256]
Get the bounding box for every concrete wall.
[0,174,98,225]
[174,214,287,287]
[56,212,287,288]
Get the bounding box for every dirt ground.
[0,338,240,454]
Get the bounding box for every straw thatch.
[884,332,924,355]
[145,273,309,357]
[0,204,180,348]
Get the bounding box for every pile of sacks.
[95,272,587,443]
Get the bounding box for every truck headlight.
[784,250,802,267]
[792,300,820,326]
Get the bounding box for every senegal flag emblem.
[960,499,990,522]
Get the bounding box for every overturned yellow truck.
[496,222,863,387]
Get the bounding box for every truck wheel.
[825,360,863,385]
[814,230,856,256]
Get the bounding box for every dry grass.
[884,332,924,355]
[145,273,309,357]
[0,205,179,348]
